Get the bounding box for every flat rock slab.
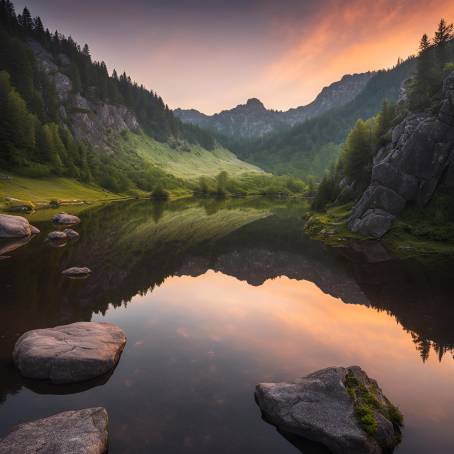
[256,366,401,454]
[0,214,40,238]
[62,267,91,277]
[0,407,108,454]
[52,213,81,225]
[13,322,126,383]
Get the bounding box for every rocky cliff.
[28,40,140,152]
[348,71,454,238]
[175,72,374,139]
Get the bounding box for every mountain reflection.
[0,199,453,402]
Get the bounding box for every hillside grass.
[0,173,128,211]
[119,131,264,179]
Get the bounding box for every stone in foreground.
[62,266,91,277]
[255,366,402,454]
[0,407,108,454]
[47,231,67,241]
[64,228,80,238]
[52,213,81,225]
[0,214,40,238]
[13,322,126,383]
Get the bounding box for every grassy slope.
[0,173,125,211]
[0,133,265,211]
[121,132,264,179]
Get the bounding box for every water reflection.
[0,199,453,453]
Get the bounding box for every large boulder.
[52,213,81,225]
[13,322,126,383]
[0,214,39,239]
[256,366,403,454]
[0,407,108,454]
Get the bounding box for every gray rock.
[52,213,81,225]
[0,236,33,256]
[0,407,108,454]
[349,209,395,239]
[13,322,126,383]
[0,214,39,239]
[62,267,91,277]
[256,366,402,454]
[47,231,67,241]
[64,228,80,239]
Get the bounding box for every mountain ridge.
[175,72,375,138]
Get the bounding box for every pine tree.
[33,16,44,34]
[433,18,454,71]
[82,43,91,59]
[419,33,431,51]
[18,7,32,30]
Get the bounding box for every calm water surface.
[0,199,453,453]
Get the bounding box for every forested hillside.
[0,1,253,194]
[225,59,416,179]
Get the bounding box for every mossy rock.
[345,367,403,445]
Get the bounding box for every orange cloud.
[261,0,454,109]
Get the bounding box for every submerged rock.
[62,266,91,277]
[52,213,81,225]
[0,214,39,238]
[47,231,67,241]
[13,322,126,383]
[0,407,108,454]
[255,366,403,454]
[64,228,79,239]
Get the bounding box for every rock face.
[175,73,374,138]
[0,214,39,238]
[52,213,81,225]
[13,322,126,383]
[255,366,402,454]
[348,71,454,238]
[0,407,108,454]
[28,40,139,152]
[62,267,91,277]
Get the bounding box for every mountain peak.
[245,98,265,109]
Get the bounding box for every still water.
[0,199,453,453]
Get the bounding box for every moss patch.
[304,203,362,246]
[345,370,403,442]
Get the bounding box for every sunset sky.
[14,0,454,113]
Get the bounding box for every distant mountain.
[226,59,416,179]
[175,72,375,139]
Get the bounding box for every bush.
[151,185,170,201]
